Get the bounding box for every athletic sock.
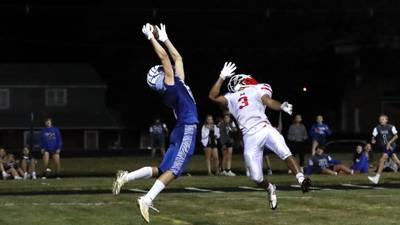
[126,167,153,182]
[296,172,305,184]
[144,179,166,202]
[376,173,381,179]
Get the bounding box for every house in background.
[340,76,400,135]
[0,63,122,151]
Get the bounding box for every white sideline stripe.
[341,184,373,189]
[290,184,331,191]
[2,202,130,207]
[184,187,224,193]
[238,186,264,191]
[128,188,147,193]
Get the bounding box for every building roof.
[0,111,122,130]
[0,63,106,87]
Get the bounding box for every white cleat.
[368,176,379,184]
[267,183,278,210]
[227,170,236,176]
[137,196,159,223]
[112,170,128,195]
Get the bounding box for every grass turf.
[0,153,399,225]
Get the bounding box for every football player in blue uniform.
[112,23,198,223]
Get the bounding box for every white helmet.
[147,65,166,92]
[227,74,258,92]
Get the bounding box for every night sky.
[1,1,400,132]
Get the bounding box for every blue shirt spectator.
[351,144,370,173]
[310,115,332,155]
[40,120,62,152]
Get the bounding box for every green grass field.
[0,154,399,225]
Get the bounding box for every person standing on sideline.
[218,112,237,176]
[201,115,221,176]
[309,115,332,156]
[40,118,62,179]
[112,23,198,223]
[149,117,168,158]
[287,114,308,172]
[368,114,399,184]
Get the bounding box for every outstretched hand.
[220,62,237,80]
[142,23,154,40]
[156,23,169,42]
[280,102,293,115]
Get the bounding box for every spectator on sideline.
[309,115,332,156]
[306,145,354,176]
[201,115,221,175]
[19,147,37,179]
[287,114,308,172]
[218,112,237,176]
[368,114,399,184]
[0,148,22,180]
[149,117,168,158]
[40,118,62,179]
[350,144,371,174]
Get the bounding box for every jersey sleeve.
[259,83,273,97]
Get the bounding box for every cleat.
[227,170,236,177]
[267,183,278,210]
[301,177,312,193]
[112,170,128,195]
[137,196,159,223]
[368,176,379,184]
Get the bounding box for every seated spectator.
[0,148,22,180]
[19,147,37,179]
[306,145,354,175]
[350,144,371,174]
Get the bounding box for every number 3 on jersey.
[238,95,249,109]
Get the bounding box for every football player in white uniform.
[209,62,312,210]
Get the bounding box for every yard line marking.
[238,186,264,191]
[341,184,373,189]
[290,184,325,191]
[128,188,147,193]
[372,187,386,190]
[184,187,224,193]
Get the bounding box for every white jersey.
[224,83,273,135]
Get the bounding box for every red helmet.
[227,74,258,92]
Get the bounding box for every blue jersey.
[163,76,198,125]
[40,127,62,151]
[309,123,332,139]
[351,152,369,173]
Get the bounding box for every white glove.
[220,62,237,80]
[280,102,293,115]
[156,23,168,42]
[142,23,154,40]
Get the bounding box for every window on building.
[84,131,99,149]
[45,89,67,106]
[0,89,10,109]
[23,130,41,149]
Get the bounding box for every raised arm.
[261,95,293,115]
[142,23,174,85]
[209,62,237,108]
[155,24,185,81]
